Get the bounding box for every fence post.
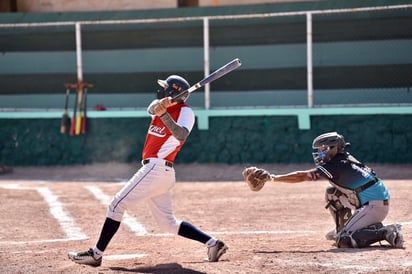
[306,12,313,108]
[203,17,210,109]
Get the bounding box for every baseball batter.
[68,75,228,267]
[243,132,404,249]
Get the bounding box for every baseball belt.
[142,159,173,168]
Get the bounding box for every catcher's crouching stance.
[243,132,404,249]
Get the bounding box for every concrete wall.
[16,0,176,12]
[14,0,316,12]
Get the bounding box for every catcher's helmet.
[157,75,190,102]
[312,132,349,165]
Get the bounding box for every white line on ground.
[0,183,24,189]
[270,257,412,273]
[0,237,87,246]
[0,183,87,241]
[1,249,148,260]
[400,221,412,225]
[104,253,147,260]
[36,187,87,240]
[140,230,317,237]
[84,185,148,236]
[0,230,316,245]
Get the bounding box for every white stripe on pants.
[107,160,182,234]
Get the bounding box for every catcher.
[243,132,404,249]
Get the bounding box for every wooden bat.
[60,88,70,134]
[75,87,83,135]
[81,88,88,134]
[171,58,242,102]
[69,91,78,136]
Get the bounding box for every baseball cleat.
[68,248,102,267]
[385,224,404,248]
[207,240,228,262]
[325,229,337,241]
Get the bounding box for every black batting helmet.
[157,75,190,102]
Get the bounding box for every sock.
[206,237,218,247]
[177,221,212,244]
[95,217,121,252]
[92,247,103,259]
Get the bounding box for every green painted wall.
[1,114,411,166]
[1,1,412,166]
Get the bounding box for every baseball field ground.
[0,163,411,274]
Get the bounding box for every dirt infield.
[0,164,411,273]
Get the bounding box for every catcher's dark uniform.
[317,152,389,206]
[318,152,393,248]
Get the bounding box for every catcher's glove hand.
[242,166,272,191]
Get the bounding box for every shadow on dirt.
[110,263,206,274]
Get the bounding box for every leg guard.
[325,186,353,233]
[337,233,357,248]
[338,223,385,248]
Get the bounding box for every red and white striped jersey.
[142,103,195,162]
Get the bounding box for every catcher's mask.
[157,75,190,103]
[312,132,350,165]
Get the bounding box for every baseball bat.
[60,88,70,134]
[75,88,83,135]
[81,88,88,134]
[171,58,242,102]
[69,91,78,136]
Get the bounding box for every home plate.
[105,254,147,261]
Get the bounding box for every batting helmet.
[312,132,349,165]
[157,75,190,102]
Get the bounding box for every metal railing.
[1,4,411,129]
[1,4,411,109]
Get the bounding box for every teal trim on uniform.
[2,106,412,130]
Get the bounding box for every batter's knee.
[106,199,126,222]
[157,217,182,234]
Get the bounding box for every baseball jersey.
[316,153,389,206]
[142,103,195,163]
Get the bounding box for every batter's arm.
[147,99,159,115]
[271,168,321,183]
[160,113,189,141]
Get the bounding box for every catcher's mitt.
[242,166,272,191]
